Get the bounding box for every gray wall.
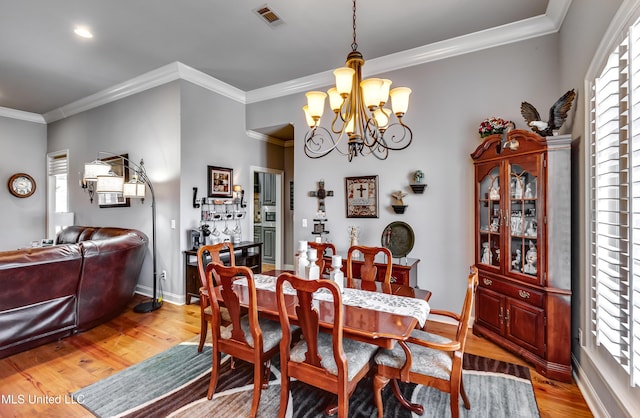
[247,34,560,314]
[0,116,46,249]
[47,81,182,300]
[559,0,640,416]
[3,1,638,414]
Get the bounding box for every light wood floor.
[0,294,592,417]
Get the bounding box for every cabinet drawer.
[478,275,543,307]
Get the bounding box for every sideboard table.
[183,241,263,304]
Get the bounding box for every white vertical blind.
[591,16,640,387]
[47,152,68,176]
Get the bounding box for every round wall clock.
[8,173,36,198]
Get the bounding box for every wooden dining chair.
[372,266,479,418]
[205,263,284,418]
[307,241,337,277]
[275,272,379,418]
[196,242,235,352]
[347,245,393,284]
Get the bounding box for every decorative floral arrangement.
[478,117,513,138]
[414,170,424,184]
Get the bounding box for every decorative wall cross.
[309,179,334,213]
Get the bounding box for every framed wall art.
[208,166,233,198]
[99,154,130,208]
[345,175,378,218]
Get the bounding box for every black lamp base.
[133,300,163,313]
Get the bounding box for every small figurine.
[511,248,522,271]
[512,177,523,199]
[526,221,537,237]
[414,170,424,184]
[524,183,534,199]
[392,190,408,205]
[523,241,537,275]
[481,242,492,264]
[489,185,500,200]
[490,218,499,232]
[348,225,359,247]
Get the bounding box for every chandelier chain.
[302,0,413,161]
[351,0,358,52]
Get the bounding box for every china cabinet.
[471,130,572,382]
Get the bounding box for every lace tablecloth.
[236,274,430,327]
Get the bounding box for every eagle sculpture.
[520,89,576,136]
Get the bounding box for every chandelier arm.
[330,109,348,135]
[378,122,414,151]
[301,0,412,161]
[304,126,348,158]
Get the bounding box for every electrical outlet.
[302,218,308,228]
[578,328,583,346]
[161,270,167,280]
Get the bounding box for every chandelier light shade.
[303,0,413,161]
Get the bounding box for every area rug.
[72,341,539,417]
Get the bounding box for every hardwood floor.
[0,295,592,417]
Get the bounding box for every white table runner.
[236,274,430,327]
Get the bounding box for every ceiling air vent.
[254,4,284,27]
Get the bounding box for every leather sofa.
[0,226,148,358]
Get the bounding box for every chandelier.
[303,0,413,161]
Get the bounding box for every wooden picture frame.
[99,154,130,208]
[345,175,378,218]
[208,166,233,198]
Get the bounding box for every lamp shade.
[374,108,391,129]
[302,106,316,128]
[361,78,383,108]
[305,91,327,119]
[390,87,411,115]
[83,160,111,181]
[123,181,146,198]
[334,67,355,96]
[327,87,342,111]
[96,174,124,193]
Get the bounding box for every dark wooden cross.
[356,184,366,197]
[309,179,334,213]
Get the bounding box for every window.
[47,150,71,238]
[590,15,640,387]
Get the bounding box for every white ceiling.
[0,0,558,117]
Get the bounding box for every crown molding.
[246,0,571,103]
[42,62,247,123]
[44,63,183,123]
[6,0,570,123]
[246,129,293,147]
[0,106,46,124]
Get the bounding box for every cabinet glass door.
[478,165,501,268]
[508,163,538,277]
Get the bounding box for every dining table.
[212,269,432,349]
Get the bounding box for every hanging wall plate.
[8,173,36,198]
[381,221,415,258]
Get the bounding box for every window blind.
[590,16,640,387]
[47,152,68,176]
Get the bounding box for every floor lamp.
[85,153,162,313]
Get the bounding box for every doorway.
[250,167,284,271]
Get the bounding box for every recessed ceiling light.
[74,26,93,39]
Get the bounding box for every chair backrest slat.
[276,272,345,374]
[197,242,235,288]
[347,245,393,284]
